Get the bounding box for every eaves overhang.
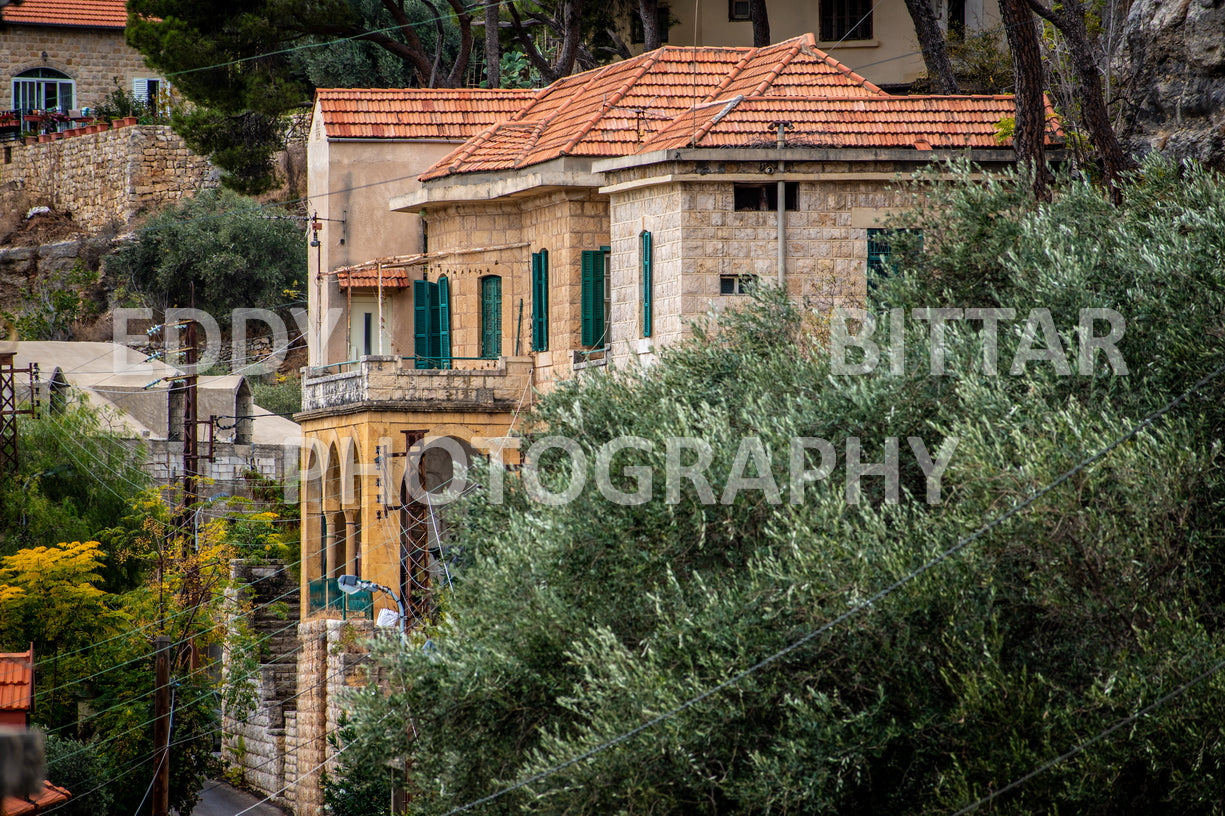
[390,156,604,212]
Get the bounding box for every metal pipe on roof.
[775,121,790,288]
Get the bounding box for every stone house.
[289,34,1058,814]
[298,33,1058,634]
[0,0,167,128]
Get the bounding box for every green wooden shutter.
[438,276,452,369]
[480,275,502,358]
[581,250,606,347]
[413,279,430,369]
[641,231,653,338]
[531,250,549,351]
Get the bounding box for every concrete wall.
[1,25,163,113]
[623,0,1001,88]
[2,122,215,227]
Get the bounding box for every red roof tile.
[0,648,34,713]
[337,264,414,290]
[421,34,887,180]
[3,783,73,816]
[1,0,126,28]
[315,89,537,141]
[636,95,1063,152]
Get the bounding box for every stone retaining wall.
[223,560,302,812]
[1,123,216,228]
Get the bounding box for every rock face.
[1116,0,1225,168]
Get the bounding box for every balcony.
[307,578,374,619]
[300,355,533,415]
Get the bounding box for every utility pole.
[0,351,38,478]
[182,318,200,510]
[153,635,171,816]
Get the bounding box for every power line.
[425,357,1225,816]
[951,653,1225,814]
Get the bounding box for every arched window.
[12,68,74,114]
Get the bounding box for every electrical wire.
[951,654,1225,815]
[421,357,1225,816]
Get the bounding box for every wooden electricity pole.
[153,635,171,816]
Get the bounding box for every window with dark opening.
[720,274,757,295]
[729,0,750,20]
[733,182,798,211]
[820,0,873,41]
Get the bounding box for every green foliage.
[106,188,305,318]
[343,158,1225,815]
[0,541,126,654]
[946,25,1014,93]
[0,399,151,558]
[126,0,457,192]
[322,718,399,816]
[224,508,291,562]
[250,376,302,417]
[43,734,115,816]
[288,0,459,89]
[3,260,101,341]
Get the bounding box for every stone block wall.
[293,617,378,816]
[1,26,160,114]
[301,354,533,413]
[425,189,610,391]
[606,159,919,367]
[0,237,112,313]
[2,123,215,228]
[223,560,301,811]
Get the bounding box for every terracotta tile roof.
[0,648,34,713]
[315,89,537,140]
[637,95,1064,152]
[336,263,414,290]
[421,34,886,180]
[1,0,127,28]
[3,783,73,816]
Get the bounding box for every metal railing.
[307,578,373,619]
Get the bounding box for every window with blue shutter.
[580,250,606,347]
[640,231,653,338]
[480,275,502,359]
[412,277,451,369]
[531,250,549,351]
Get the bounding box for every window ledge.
[818,39,879,49]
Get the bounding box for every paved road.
[191,781,288,816]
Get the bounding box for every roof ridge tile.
[555,51,663,159]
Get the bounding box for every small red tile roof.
[638,95,1064,151]
[3,783,73,816]
[421,34,887,180]
[0,648,34,713]
[315,89,537,141]
[1,0,127,28]
[336,263,414,290]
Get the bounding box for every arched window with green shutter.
[531,250,549,351]
[480,274,502,359]
[640,231,653,338]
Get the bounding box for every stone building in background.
[0,0,168,121]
